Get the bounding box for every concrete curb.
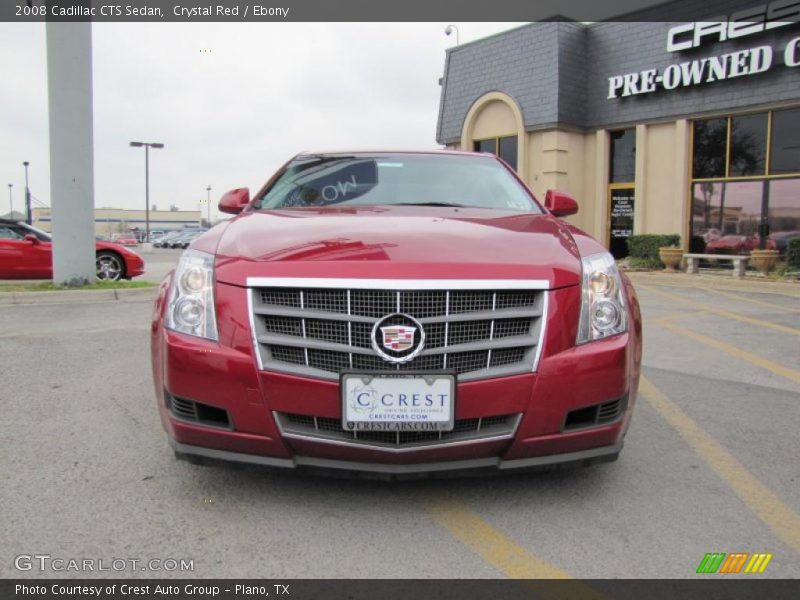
[0,286,158,306]
[627,271,800,294]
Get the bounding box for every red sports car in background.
[705,234,776,255]
[0,218,145,281]
[151,151,642,477]
[111,232,139,246]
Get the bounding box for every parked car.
[110,232,139,246]
[705,235,776,255]
[154,231,184,248]
[768,230,800,255]
[0,218,145,281]
[170,231,205,249]
[151,151,642,477]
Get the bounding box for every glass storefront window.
[474,138,497,155]
[693,118,727,179]
[767,178,800,255]
[498,136,518,171]
[609,129,635,183]
[474,135,517,171]
[770,108,800,174]
[729,114,767,177]
[691,181,763,253]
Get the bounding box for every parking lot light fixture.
[129,141,164,242]
[7,183,12,217]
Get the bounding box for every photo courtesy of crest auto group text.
[2,0,800,597]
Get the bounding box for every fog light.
[591,299,621,332]
[174,296,204,328]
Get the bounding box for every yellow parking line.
[656,320,800,384]
[640,376,800,556]
[700,288,800,314]
[638,284,800,337]
[423,495,572,579]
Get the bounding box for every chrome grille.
[250,281,546,382]
[276,412,521,450]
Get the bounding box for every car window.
[0,225,24,240]
[255,154,541,213]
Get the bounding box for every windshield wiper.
[395,202,467,208]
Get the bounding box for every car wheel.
[96,251,125,281]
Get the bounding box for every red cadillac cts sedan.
[151,151,642,477]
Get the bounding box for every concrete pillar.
[633,124,647,236]
[674,119,691,251]
[47,23,96,285]
[594,129,610,246]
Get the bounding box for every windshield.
[253,153,541,212]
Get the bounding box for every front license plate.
[341,373,456,432]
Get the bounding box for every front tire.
[96,251,125,281]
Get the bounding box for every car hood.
[213,206,583,289]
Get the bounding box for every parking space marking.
[697,288,800,313]
[638,284,800,337]
[655,320,800,384]
[423,495,574,580]
[640,376,800,556]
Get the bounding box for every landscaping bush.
[787,237,800,270]
[627,234,681,260]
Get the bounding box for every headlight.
[166,249,218,341]
[576,252,627,344]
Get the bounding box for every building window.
[692,118,727,179]
[474,135,517,170]
[609,128,636,183]
[729,113,767,177]
[690,109,800,254]
[770,108,800,174]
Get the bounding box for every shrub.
[628,257,663,270]
[627,234,681,260]
[787,237,800,270]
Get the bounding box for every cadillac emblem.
[371,313,425,363]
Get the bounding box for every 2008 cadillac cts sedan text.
[151,151,642,476]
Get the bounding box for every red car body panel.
[151,152,642,476]
[0,236,145,280]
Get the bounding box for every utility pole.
[206,185,212,225]
[7,184,12,218]
[129,141,164,243]
[23,161,31,224]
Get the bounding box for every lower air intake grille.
[275,412,521,450]
[563,395,628,431]
[166,393,232,429]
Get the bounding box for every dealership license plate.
[341,373,455,432]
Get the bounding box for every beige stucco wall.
[471,100,518,140]
[641,122,687,239]
[456,103,695,249]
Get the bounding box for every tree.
[169,204,179,212]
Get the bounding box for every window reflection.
[770,108,800,174]
[691,181,763,253]
[693,119,727,179]
[729,114,767,177]
[609,129,636,183]
[768,178,800,255]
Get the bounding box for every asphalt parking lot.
[1,259,798,580]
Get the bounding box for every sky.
[0,22,529,220]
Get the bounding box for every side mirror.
[544,189,579,217]
[218,188,250,215]
[24,233,41,245]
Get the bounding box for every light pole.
[7,184,12,218]
[129,141,164,242]
[206,185,212,225]
[23,161,31,224]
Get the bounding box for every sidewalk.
[0,286,158,305]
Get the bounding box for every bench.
[683,253,749,278]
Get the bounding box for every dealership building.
[436,0,800,257]
[32,207,202,238]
